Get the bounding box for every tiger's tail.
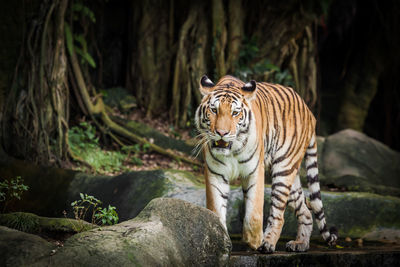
[305,134,338,246]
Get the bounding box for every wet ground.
[230,235,400,266]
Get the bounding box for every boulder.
[222,188,400,239]
[0,198,231,266]
[319,129,400,196]
[0,226,56,266]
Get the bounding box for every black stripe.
[315,209,325,220]
[242,183,255,195]
[275,188,289,197]
[299,222,313,226]
[306,161,318,170]
[307,174,319,184]
[306,152,317,157]
[271,165,297,178]
[207,164,228,184]
[295,203,302,214]
[239,144,258,164]
[233,136,248,155]
[269,214,283,221]
[291,192,302,203]
[247,158,260,177]
[271,201,285,211]
[272,182,291,191]
[310,191,321,200]
[208,145,226,166]
[271,192,285,204]
[320,224,328,234]
[272,155,286,165]
[211,184,228,200]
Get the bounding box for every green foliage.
[68,122,127,173]
[0,176,29,212]
[71,193,118,226]
[64,2,96,68]
[122,143,150,166]
[102,87,137,112]
[95,205,119,225]
[72,2,96,23]
[235,37,294,87]
[0,212,39,233]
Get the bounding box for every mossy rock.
[0,212,95,234]
[115,117,194,155]
[224,187,400,240]
[32,198,231,266]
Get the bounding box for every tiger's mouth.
[212,140,233,149]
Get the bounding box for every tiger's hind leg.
[286,174,313,252]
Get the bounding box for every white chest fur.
[205,123,260,182]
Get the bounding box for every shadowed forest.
[0,0,400,266]
[0,0,399,166]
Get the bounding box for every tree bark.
[136,1,171,118]
[336,52,383,131]
[226,0,243,74]
[2,0,69,164]
[212,0,227,78]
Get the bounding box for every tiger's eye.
[211,108,217,114]
[232,111,239,116]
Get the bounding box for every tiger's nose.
[216,129,229,137]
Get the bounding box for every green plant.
[68,122,127,173]
[122,143,151,166]
[0,176,29,213]
[71,193,118,226]
[65,2,96,68]
[95,205,119,225]
[0,212,39,233]
[234,36,294,87]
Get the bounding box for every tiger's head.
[195,75,258,156]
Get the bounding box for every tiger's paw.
[257,241,275,254]
[285,240,309,252]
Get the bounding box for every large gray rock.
[0,226,56,266]
[0,198,232,266]
[319,129,400,196]
[225,188,400,239]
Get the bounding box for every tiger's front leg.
[242,162,265,250]
[258,166,297,253]
[205,166,230,229]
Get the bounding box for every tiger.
[194,75,338,253]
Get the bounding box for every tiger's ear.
[199,75,215,95]
[241,80,257,101]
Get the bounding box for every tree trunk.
[212,0,227,78]
[170,3,209,128]
[336,51,383,131]
[226,0,243,74]
[2,0,69,164]
[135,1,171,118]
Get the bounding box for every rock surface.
[229,249,400,267]
[0,212,94,234]
[0,226,56,266]
[0,198,232,266]
[317,129,400,196]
